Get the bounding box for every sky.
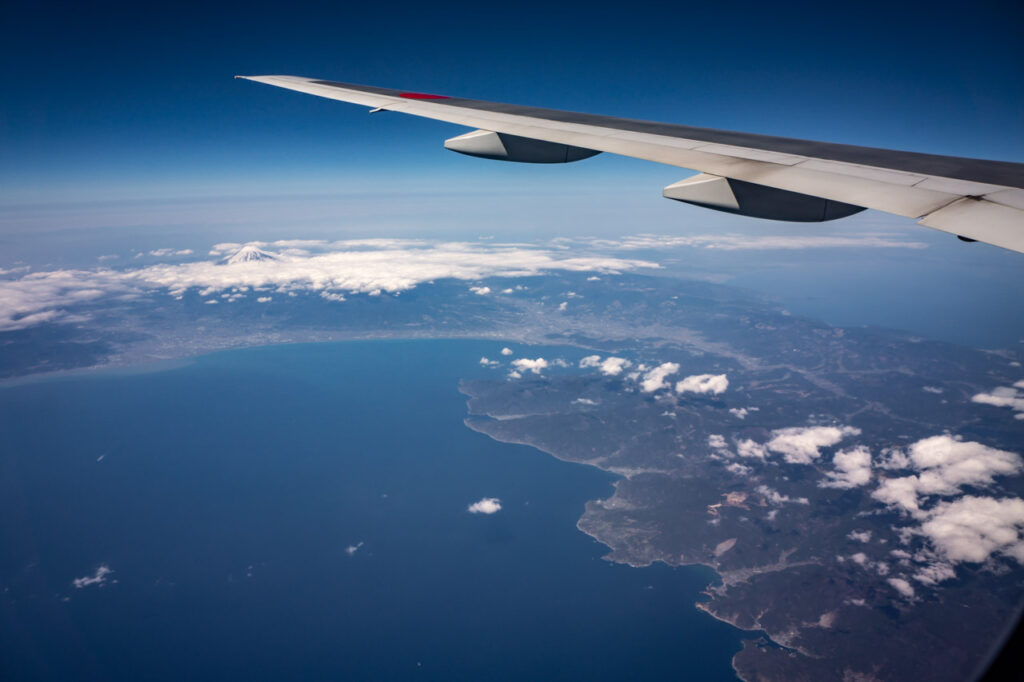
[2,0,1022,204]
[0,0,1022,348]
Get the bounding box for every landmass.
[3,254,1023,680]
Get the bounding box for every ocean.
[0,340,746,681]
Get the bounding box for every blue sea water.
[0,340,746,681]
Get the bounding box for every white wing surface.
[238,75,1024,254]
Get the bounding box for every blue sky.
[1,0,1022,348]
[2,0,1022,203]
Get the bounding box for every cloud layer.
[0,239,658,331]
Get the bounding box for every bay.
[0,340,746,681]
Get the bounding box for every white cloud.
[511,358,548,375]
[848,530,872,543]
[256,296,272,303]
[588,233,928,252]
[887,577,915,599]
[73,564,113,589]
[922,386,944,394]
[479,357,499,367]
[345,541,364,556]
[572,397,598,406]
[149,248,194,257]
[500,347,513,356]
[0,239,658,331]
[675,373,729,395]
[469,286,491,295]
[871,435,1022,513]
[599,357,631,376]
[912,561,956,586]
[580,355,632,377]
[820,446,873,489]
[726,462,752,476]
[918,496,1024,565]
[557,301,568,311]
[757,485,809,506]
[640,362,679,393]
[736,439,768,460]
[729,407,748,419]
[707,434,727,450]
[766,425,861,465]
[972,383,1024,419]
[467,497,502,514]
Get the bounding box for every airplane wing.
[237,75,1024,254]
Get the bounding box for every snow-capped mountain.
[219,245,278,265]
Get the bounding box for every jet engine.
[444,129,600,164]
[663,173,865,222]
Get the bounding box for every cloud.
[820,446,873,489]
[345,541,364,556]
[0,239,659,331]
[467,497,502,514]
[469,286,491,295]
[585,233,928,251]
[640,362,679,393]
[736,439,768,460]
[848,530,872,543]
[500,347,513,356]
[756,485,809,506]
[972,382,1024,420]
[912,561,956,586]
[765,425,861,465]
[511,358,548,375]
[707,434,728,450]
[149,248,194,257]
[73,564,113,589]
[675,373,729,395]
[479,357,499,367]
[887,577,915,599]
[579,355,632,377]
[572,397,598,406]
[726,462,752,476]
[729,407,749,419]
[871,435,1022,513]
[256,296,272,303]
[599,357,631,376]
[918,496,1024,565]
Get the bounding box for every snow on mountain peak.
[219,245,278,265]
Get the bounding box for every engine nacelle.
[663,173,864,222]
[444,129,601,164]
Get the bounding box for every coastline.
[460,397,776,682]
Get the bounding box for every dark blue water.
[0,340,745,681]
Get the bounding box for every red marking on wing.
[398,92,450,100]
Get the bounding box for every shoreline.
[460,401,779,682]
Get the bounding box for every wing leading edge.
[237,75,1024,254]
